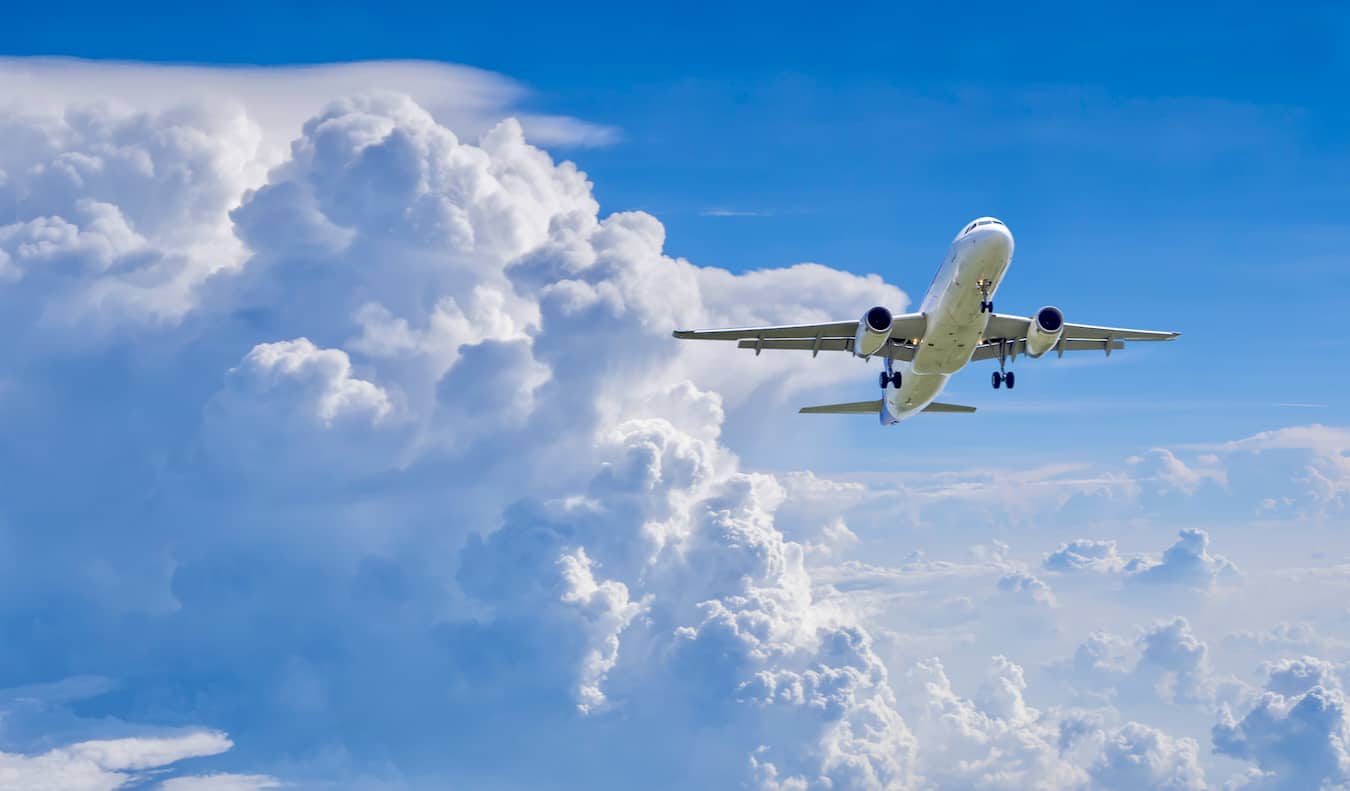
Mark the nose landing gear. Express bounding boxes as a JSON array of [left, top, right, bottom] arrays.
[[978, 279, 994, 314]]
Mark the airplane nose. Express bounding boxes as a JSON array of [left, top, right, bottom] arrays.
[[973, 223, 1014, 258]]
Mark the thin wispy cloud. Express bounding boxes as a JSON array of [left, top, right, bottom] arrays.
[[697, 207, 775, 217]]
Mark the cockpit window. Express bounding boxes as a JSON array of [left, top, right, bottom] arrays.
[[961, 219, 1004, 236]]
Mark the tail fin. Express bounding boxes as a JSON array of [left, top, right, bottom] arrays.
[[799, 399, 882, 414]]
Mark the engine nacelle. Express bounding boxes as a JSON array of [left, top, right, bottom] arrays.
[[1025, 306, 1064, 357], [853, 306, 893, 357]]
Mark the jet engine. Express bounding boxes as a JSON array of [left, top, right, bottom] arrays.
[[1025, 306, 1064, 357], [853, 306, 893, 357]]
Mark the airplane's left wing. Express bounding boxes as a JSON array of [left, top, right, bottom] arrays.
[[984, 313, 1179, 343], [978, 312, 1178, 361]]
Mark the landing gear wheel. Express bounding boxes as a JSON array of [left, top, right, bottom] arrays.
[[879, 372, 889, 389], [979, 300, 994, 314], [890, 371, 903, 388], [991, 372, 1002, 389], [1004, 371, 1015, 389]]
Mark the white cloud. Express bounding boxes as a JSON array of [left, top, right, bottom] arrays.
[[1042, 529, 1238, 591], [1209, 425, 1350, 516], [1131, 529, 1239, 589], [556, 547, 645, 713], [1044, 538, 1136, 574], [1214, 681, 1350, 790], [894, 656, 1087, 789], [0, 57, 616, 155], [1260, 656, 1344, 697], [1129, 448, 1227, 495], [157, 776, 284, 791], [1089, 721, 1207, 791], [0, 731, 237, 791], [1137, 617, 1215, 705], [996, 571, 1056, 607]]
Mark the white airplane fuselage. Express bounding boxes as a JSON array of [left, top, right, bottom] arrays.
[[882, 218, 1015, 424]]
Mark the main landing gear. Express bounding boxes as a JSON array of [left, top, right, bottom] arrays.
[[881, 355, 902, 390], [991, 337, 1014, 389]]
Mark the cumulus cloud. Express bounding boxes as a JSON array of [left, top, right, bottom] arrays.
[[895, 656, 1088, 789], [1050, 616, 1254, 715], [1214, 663, 1350, 791], [1089, 721, 1207, 791], [996, 571, 1056, 607], [1128, 448, 1227, 495], [1043, 538, 1138, 574], [1130, 529, 1239, 589], [555, 547, 645, 713], [1137, 617, 1215, 705], [1260, 656, 1344, 697], [1042, 529, 1238, 590], [0, 57, 935, 787]]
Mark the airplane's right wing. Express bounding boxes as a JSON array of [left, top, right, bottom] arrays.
[[674, 313, 927, 359], [673, 321, 862, 342]]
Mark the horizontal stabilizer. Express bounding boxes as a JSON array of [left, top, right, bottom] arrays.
[[922, 401, 976, 413], [799, 399, 882, 414]]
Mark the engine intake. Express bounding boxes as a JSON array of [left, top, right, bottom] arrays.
[[1025, 306, 1064, 357], [854, 306, 893, 357]]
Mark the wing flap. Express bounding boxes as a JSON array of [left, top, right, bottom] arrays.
[[736, 338, 916, 361], [970, 338, 1123, 361], [674, 321, 858, 341], [799, 399, 883, 414]]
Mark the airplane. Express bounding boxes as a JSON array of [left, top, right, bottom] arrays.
[[672, 217, 1179, 425]]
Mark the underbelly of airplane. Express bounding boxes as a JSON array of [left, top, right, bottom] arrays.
[[883, 371, 948, 422], [913, 248, 1008, 374]]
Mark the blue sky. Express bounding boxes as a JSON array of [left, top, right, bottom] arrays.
[[15, 1, 1344, 466], [0, 5, 1348, 790]]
